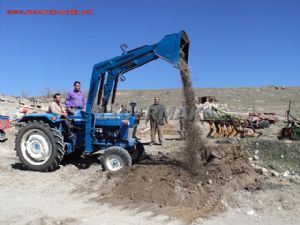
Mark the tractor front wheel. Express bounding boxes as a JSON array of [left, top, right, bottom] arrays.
[[102, 147, 132, 172], [15, 121, 65, 172]]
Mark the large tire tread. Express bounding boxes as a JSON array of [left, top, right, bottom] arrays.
[[15, 120, 65, 172]]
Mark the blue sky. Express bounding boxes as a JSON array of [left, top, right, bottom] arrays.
[[0, 0, 299, 96]]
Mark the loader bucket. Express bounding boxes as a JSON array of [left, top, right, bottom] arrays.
[[154, 31, 189, 68]]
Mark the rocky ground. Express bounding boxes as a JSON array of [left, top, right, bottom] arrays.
[[0, 87, 299, 225]]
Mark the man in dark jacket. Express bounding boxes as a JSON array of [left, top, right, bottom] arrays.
[[146, 97, 168, 145]]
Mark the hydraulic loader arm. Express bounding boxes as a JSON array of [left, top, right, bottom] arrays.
[[84, 31, 189, 152], [86, 31, 189, 113]]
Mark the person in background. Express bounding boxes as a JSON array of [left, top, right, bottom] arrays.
[[146, 97, 168, 146], [65, 81, 86, 114], [178, 101, 186, 140], [118, 104, 129, 113], [203, 97, 217, 119]]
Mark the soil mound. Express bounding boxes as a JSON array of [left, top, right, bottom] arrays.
[[83, 143, 261, 221]]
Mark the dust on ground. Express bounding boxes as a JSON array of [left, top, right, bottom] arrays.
[[196, 176, 300, 225], [76, 141, 261, 222], [0, 143, 182, 225], [0, 132, 299, 224]]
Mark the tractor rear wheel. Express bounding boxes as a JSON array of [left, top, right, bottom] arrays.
[[15, 121, 65, 172], [102, 147, 132, 172]]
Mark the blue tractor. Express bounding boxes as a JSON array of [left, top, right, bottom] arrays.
[[15, 31, 189, 172]]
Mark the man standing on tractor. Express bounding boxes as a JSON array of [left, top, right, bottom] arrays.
[[65, 81, 86, 114], [146, 97, 168, 146], [48, 93, 68, 118]]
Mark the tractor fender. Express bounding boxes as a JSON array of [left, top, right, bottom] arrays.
[[18, 113, 64, 126]]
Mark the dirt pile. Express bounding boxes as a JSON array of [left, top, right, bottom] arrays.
[[80, 143, 260, 221]]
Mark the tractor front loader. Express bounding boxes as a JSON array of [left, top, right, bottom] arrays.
[[15, 31, 190, 172]]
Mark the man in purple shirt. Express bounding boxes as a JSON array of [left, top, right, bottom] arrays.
[[65, 81, 86, 114]]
